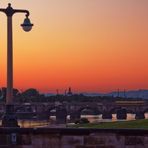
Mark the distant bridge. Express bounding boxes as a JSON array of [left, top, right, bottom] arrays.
[[0, 100, 147, 123]]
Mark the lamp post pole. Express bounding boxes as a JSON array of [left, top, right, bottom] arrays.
[[7, 13, 13, 105], [0, 3, 33, 127]]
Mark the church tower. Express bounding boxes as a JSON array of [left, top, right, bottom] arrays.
[[67, 87, 73, 96]]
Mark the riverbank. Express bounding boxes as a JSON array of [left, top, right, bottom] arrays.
[[70, 119, 148, 129]]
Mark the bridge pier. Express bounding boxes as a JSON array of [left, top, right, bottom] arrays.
[[135, 112, 145, 119], [116, 109, 127, 120], [56, 107, 67, 124], [102, 111, 112, 119], [70, 111, 81, 123]]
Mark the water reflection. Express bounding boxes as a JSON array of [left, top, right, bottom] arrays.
[[81, 113, 148, 123], [0, 113, 147, 128], [50, 113, 148, 124], [18, 120, 49, 128]]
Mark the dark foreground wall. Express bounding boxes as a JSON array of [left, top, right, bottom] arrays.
[[0, 128, 148, 148]]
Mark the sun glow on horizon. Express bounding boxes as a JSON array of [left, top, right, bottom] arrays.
[[0, 0, 148, 93]]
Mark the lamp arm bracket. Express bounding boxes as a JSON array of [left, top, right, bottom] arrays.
[[0, 9, 30, 17], [14, 9, 30, 17], [0, 8, 7, 14]]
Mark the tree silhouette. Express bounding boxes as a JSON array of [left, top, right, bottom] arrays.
[[22, 88, 39, 98]]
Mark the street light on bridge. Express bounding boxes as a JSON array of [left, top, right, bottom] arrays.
[[0, 3, 33, 127]]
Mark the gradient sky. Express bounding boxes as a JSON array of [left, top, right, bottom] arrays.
[[0, 0, 148, 93]]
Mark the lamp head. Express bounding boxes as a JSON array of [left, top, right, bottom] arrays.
[[21, 16, 33, 32]]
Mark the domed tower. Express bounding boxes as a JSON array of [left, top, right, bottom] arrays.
[[67, 87, 73, 96]]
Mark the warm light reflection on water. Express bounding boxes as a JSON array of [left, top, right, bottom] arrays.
[[18, 120, 49, 128], [0, 113, 147, 127], [50, 113, 148, 124], [81, 113, 148, 123], [0, 120, 49, 128]]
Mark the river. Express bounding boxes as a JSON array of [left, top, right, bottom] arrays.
[[50, 113, 148, 123], [0, 113, 147, 128]]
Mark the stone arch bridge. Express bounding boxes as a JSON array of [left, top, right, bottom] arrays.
[[0, 100, 147, 123]]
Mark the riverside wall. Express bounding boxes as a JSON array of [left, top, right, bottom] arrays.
[[0, 128, 148, 148]]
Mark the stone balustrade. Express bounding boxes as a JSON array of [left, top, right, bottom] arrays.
[[0, 128, 147, 147]]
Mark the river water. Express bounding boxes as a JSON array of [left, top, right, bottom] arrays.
[[50, 113, 148, 123], [1, 113, 146, 128]]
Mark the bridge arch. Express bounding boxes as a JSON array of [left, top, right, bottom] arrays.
[[48, 106, 56, 116], [69, 106, 101, 123], [78, 106, 101, 116], [48, 105, 67, 124], [109, 107, 127, 120]]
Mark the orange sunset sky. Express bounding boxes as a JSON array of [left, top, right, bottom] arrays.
[[0, 0, 148, 93]]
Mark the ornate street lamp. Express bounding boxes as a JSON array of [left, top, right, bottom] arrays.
[[0, 3, 33, 127], [21, 16, 33, 32]]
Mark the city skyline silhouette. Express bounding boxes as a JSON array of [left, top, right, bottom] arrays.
[[0, 1, 148, 93]]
